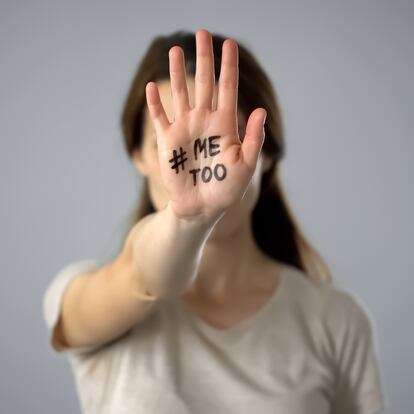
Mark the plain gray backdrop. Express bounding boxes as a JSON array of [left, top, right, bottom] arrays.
[[1, 0, 412, 412]]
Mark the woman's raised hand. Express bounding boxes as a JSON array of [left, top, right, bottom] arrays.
[[145, 29, 267, 221]]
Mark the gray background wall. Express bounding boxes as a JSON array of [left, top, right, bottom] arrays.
[[1, 0, 412, 412]]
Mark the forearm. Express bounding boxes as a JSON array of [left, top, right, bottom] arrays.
[[124, 200, 219, 300], [58, 202, 219, 350]]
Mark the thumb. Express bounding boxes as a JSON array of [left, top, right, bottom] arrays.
[[241, 108, 267, 171]]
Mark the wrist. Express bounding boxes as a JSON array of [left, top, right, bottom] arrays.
[[166, 200, 225, 229]]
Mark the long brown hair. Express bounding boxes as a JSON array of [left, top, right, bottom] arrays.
[[120, 30, 332, 284]]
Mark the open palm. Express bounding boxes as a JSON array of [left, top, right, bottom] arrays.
[[145, 29, 267, 220]]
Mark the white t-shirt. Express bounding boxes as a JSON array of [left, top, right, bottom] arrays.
[[42, 260, 386, 414]]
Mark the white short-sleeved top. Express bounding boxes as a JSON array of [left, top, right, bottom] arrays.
[[42, 260, 386, 414]]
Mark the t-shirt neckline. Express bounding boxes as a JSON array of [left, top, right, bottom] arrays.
[[176, 262, 287, 337]]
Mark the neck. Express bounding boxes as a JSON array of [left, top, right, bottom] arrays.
[[187, 215, 277, 300]]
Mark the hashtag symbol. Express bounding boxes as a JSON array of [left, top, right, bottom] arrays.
[[169, 146, 188, 174]]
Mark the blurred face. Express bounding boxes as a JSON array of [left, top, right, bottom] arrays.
[[133, 77, 271, 237]]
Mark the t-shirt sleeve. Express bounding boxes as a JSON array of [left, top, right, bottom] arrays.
[[327, 289, 386, 414], [42, 259, 104, 357]]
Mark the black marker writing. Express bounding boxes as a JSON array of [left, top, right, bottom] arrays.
[[208, 136, 220, 156], [169, 146, 188, 173], [169, 136, 227, 185], [194, 136, 221, 160], [189, 164, 227, 186]]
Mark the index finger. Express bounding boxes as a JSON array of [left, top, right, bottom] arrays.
[[145, 81, 171, 134]]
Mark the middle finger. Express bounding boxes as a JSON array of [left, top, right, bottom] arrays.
[[194, 29, 215, 111]]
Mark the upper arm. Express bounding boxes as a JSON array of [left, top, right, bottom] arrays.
[[43, 256, 160, 357], [42, 260, 105, 356]]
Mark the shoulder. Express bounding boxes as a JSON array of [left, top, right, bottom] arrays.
[[282, 263, 375, 336]]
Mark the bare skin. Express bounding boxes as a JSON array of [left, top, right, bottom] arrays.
[[134, 34, 283, 329], [53, 29, 282, 352]]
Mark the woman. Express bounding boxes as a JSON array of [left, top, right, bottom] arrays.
[[42, 29, 385, 413]]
